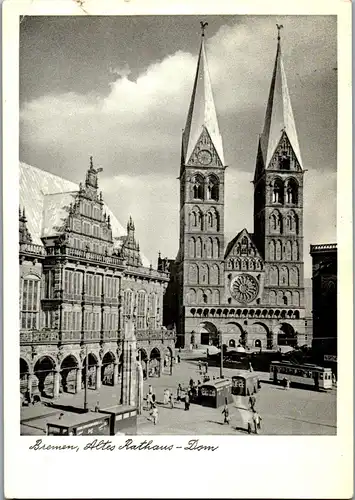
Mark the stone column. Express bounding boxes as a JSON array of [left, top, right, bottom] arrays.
[[121, 320, 137, 406], [53, 369, 61, 399], [96, 363, 102, 390], [76, 368, 82, 393], [113, 362, 119, 385], [27, 372, 33, 398]]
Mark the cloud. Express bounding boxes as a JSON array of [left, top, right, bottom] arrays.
[[20, 16, 337, 276]]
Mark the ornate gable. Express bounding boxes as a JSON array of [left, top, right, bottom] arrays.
[[225, 229, 264, 271], [186, 127, 223, 168], [267, 131, 302, 172]]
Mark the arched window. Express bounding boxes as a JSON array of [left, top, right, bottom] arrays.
[[21, 275, 40, 330], [270, 210, 282, 233], [207, 176, 219, 201], [192, 175, 204, 200], [269, 240, 275, 260], [272, 179, 284, 204], [149, 293, 157, 329], [283, 295, 288, 306], [275, 240, 282, 260], [137, 291, 147, 329], [292, 241, 299, 261], [286, 179, 298, 204], [207, 238, 213, 258], [123, 289, 133, 322], [207, 212, 213, 228], [189, 264, 198, 284]]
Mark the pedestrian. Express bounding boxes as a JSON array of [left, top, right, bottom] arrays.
[[283, 377, 288, 389], [252, 410, 262, 434], [152, 393, 156, 405], [177, 383, 182, 401], [150, 404, 159, 425], [249, 362, 253, 372], [249, 395, 256, 411], [177, 354, 181, 363], [148, 384, 153, 395], [222, 399, 230, 424], [146, 393, 152, 410], [184, 393, 190, 411], [163, 389, 169, 405], [189, 378, 194, 388], [169, 393, 174, 409], [94, 401, 100, 412]]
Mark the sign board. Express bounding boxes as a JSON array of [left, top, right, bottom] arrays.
[[324, 354, 337, 362]]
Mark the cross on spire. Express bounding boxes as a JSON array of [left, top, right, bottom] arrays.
[[276, 23, 284, 41], [200, 21, 208, 37]]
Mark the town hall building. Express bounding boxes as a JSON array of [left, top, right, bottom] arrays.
[[172, 27, 308, 350]]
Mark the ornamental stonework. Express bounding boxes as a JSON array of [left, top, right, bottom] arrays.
[[230, 273, 259, 303]]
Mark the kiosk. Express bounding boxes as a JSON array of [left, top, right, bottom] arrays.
[[100, 405, 137, 435], [199, 378, 233, 408], [46, 411, 111, 436]]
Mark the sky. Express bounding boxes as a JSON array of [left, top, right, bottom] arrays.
[[19, 15, 337, 278]]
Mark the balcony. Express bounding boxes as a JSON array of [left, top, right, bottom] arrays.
[[20, 329, 59, 344], [45, 246, 125, 268], [135, 328, 176, 342]]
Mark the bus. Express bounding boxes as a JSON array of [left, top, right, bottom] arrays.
[[231, 372, 261, 396], [269, 361, 332, 390]]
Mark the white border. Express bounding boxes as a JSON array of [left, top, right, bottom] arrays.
[[3, 1, 353, 498]]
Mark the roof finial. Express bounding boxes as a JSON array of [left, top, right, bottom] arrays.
[[200, 21, 208, 38], [90, 155, 94, 169], [276, 23, 284, 42]]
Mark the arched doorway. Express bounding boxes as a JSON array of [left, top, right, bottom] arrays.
[[61, 355, 78, 394], [82, 353, 98, 390], [20, 358, 30, 395], [149, 347, 161, 377], [101, 352, 116, 386], [199, 321, 218, 346], [251, 322, 270, 350], [277, 323, 297, 347], [226, 322, 244, 348], [34, 356, 56, 398], [138, 349, 148, 379]]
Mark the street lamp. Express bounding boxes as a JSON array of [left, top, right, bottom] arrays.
[[218, 330, 223, 379]]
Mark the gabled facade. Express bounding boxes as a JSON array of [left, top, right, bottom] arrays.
[[20, 160, 175, 402], [173, 29, 309, 351]]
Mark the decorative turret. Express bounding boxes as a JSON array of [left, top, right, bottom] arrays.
[[85, 156, 103, 190], [19, 206, 32, 244]]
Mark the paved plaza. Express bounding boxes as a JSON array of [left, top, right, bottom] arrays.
[[21, 350, 336, 436]]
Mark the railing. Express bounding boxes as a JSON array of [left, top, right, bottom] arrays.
[[124, 264, 170, 280], [19, 243, 46, 256], [45, 246, 125, 267], [61, 330, 82, 342], [103, 330, 121, 340], [20, 330, 59, 343], [82, 330, 101, 341], [135, 328, 176, 342]]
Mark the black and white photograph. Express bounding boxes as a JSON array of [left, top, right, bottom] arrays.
[[3, 1, 353, 498]]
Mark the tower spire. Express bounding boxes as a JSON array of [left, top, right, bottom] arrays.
[[259, 25, 303, 170], [181, 24, 224, 166]]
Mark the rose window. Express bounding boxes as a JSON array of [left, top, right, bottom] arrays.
[[230, 274, 259, 303]]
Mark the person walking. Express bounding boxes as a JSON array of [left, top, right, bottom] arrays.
[[184, 393, 190, 411], [249, 362, 253, 372], [169, 392, 174, 409], [148, 384, 153, 395], [249, 395, 256, 411], [163, 389, 169, 405], [252, 410, 262, 434], [177, 383, 182, 401], [146, 392, 152, 411], [222, 399, 230, 424], [150, 404, 159, 425], [177, 354, 181, 363]]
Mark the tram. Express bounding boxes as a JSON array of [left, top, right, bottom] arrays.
[[269, 361, 332, 390]]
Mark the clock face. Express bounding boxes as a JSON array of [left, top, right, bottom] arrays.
[[230, 274, 259, 303], [197, 149, 212, 165]]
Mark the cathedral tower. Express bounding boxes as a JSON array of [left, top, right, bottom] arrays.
[[176, 26, 226, 347], [253, 27, 305, 333]]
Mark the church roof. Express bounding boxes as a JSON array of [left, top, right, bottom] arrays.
[[19, 162, 150, 267], [260, 35, 303, 170], [182, 35, 224, 165]]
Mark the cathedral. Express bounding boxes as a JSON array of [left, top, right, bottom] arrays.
[[172, 27, 308, 350]]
